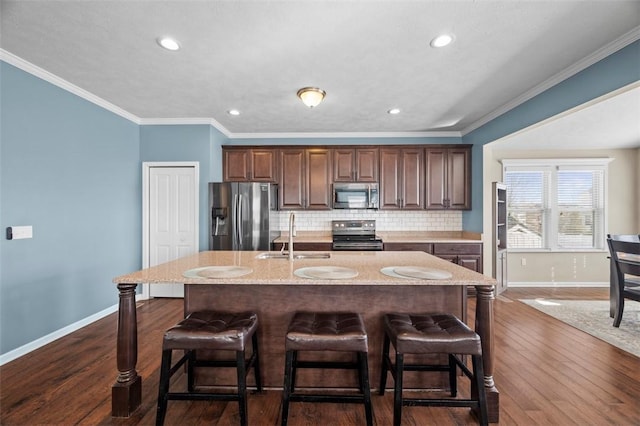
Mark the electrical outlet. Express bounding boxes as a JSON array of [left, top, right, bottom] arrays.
[[521, 258, 526, 266]]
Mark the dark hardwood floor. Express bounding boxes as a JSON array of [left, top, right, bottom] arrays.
[[1, 287, 639, 425]]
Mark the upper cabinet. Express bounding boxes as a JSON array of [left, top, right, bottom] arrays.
[[424, 147, 471, 210], [279, 148, 332, 210], [223, 148, 277, 182], [333, 148, 378, 182], [221, 144, 471, 211], [379, 147, 424, 209]]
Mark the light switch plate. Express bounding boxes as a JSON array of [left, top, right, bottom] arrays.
[[7, 226, 33, 240]]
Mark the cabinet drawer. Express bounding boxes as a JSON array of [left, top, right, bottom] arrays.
[[432, 243, 482, 255], [384, 242, 433, 253]]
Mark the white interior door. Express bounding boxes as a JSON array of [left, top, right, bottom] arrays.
[[148, 165, 198, 298]]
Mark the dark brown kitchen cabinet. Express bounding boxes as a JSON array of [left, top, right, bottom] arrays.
[[223, 148, 277, 182], [279, 148, 332, 210], [432, 243, 483, 273], [425, 147, 471, 210], [333, 148, 378, 182], [379, 147, 424, 209], [272, 242, 332, 251]]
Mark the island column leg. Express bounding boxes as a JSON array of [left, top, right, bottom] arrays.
[[474, 285, 499, 423], [112, 283, 141, 417]]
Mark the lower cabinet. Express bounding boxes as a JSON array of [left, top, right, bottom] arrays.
[[384, 242, 483, 273], [272, 242, 332, 251], [432, 243, 483, 273]]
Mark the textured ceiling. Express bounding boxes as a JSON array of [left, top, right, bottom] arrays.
[[1, 0, 639, 142]]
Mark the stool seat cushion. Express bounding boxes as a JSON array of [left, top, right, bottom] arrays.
[[286, 312, 368, 352], [163, 311, 258, 351], [383, 313, 481, 355]]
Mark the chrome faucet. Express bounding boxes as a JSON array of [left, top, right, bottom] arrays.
[[288, 212, 295, 261]]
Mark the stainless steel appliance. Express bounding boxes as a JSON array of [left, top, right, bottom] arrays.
[[332, 182, 379, 209], [209, 182, 279, 250], [332, 220, 383, 251]]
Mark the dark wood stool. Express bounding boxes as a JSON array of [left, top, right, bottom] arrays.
[[379, 312, 488, 426], [156, 311, 261, 426], [281, 312, 373, 426]]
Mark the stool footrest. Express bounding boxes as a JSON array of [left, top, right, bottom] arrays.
[[289, 394, 367, 404], [294, 360, 359, 370], [404, 397, 480, 408]]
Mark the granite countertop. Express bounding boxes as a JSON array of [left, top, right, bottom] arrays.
[[114, 250, 495, 287], [273, 231, 483, 244]]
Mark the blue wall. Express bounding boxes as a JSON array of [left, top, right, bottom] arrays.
[[0, 62, 141, 354], [462, 40, 640, 231]]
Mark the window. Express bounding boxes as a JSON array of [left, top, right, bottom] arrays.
[[502, 159, 610, 251]]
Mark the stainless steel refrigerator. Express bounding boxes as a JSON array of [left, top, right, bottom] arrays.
[[209, 182, 279, 250]]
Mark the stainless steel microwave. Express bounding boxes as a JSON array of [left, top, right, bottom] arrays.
[[332, 183, 379, 209]]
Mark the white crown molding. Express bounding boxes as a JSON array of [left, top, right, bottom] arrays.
[[461, 26, 640, 136], [0, 48, 141, 124], [4, 24, 638, 140], [225, 130, 461, 139]]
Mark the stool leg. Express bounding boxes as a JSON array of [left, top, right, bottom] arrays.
[[358, 351, 374, 426], [290, 350, 298, 393], [251, 332, 262, 392], [393, 352, 404, 426], [156, 349, 172, 426], [448, 354, 458, 397], [379, 333, 390, 395], [187, 350, 196, 392], [281, 350, 295, 426], [236, 350, 248, 426], [472, 355, 488, 426]]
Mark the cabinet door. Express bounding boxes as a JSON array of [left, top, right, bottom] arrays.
[[425, 148, 447, 209], [223, 149, 250, 181], [401, 148, 424, 209], [279, 149, 305, 209], [306, 149, 332, 210], [457, 256, 482, 273], [447, 148, 470, 209], [379, 148, 402, 209], [355, 148, 378, 182], [250, 149, 277, 182], [333, 149, 356, 182]]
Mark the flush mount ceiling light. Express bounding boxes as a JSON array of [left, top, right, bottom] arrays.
[[387, 108, 401, 115], [297, 87, 326, 108], [228, 109, 240, 116], [430, 34, 454, 48], [157, 36, 181, 51]]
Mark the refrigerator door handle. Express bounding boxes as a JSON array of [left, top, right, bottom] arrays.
[[237, 194, 243, 248], [232, 194, 238, 248]]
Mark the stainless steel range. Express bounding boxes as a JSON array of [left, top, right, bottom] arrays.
[[331, 220, 383, 251]]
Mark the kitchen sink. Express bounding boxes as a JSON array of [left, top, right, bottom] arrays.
[[256, 252, 331, 260]]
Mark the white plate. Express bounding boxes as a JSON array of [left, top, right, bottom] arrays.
[[380, 266, 452, 280], [294, 266, 358, 280], [182, 266, 253, 279]]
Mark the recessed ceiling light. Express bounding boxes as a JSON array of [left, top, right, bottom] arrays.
[[157, 37, 180, 51], [228, 109, 240, 116], [388, 108, 401, 115], [430, 34, 454, 48]]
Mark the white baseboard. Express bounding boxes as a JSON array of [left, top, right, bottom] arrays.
[[0, 294, 144, 366], [508, 281, 608, 288]]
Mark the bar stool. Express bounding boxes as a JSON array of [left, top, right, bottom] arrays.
[[280, 312, 373, 426], [156, 310, 261, 426], [379, 312, 488, 426]]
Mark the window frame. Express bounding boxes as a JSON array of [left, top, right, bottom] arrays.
[[501, 158, 612, 253]]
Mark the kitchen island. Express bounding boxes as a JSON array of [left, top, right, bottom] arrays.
[[112, 250, 499, 422]]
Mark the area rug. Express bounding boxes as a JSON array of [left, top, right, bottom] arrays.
[[520, 298, 640, 358]]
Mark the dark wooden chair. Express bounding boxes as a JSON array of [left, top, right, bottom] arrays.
[[607, 235, 640, 327]]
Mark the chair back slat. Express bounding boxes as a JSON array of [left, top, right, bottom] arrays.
[[607, 237, 640, 278]]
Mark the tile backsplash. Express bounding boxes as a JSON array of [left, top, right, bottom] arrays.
[[276, 210, 462, 232]]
